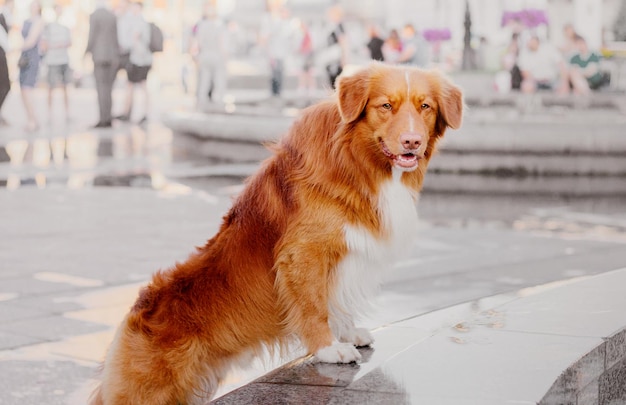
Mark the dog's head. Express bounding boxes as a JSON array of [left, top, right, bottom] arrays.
[[336, 63, 463, 173]]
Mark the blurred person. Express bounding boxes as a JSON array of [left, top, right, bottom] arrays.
[[18, 0, 44, 132], [0, 0, 13, 126], [117, 1, 151, 124], [259, 0, 294, 98], [568, 34, 607, 94], [498, 16, 529, 74], [191, 3, 228, 108], [504, 17, 530, 49], [296, 19, 315, 95], [559, 23, 578, 59], [382, 28, 402, 63], [180, 17, 197, 95], [85, 0, 119, 128], [40, 4, 72, 123], [501, 33, 522, 91], [366, 24, 384, 62], [518, 36, 568, 94], [476, 36, 488, 70], [396, 23, 429, 67], [116, 0, 133, 79], [323, 3, 347, 88]]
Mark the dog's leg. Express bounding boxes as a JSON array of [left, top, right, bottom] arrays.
[[329, 309, 374, 348], [338, 324, 374, 348], [314, 340, 363, 363], [274, 238, 361, 364]]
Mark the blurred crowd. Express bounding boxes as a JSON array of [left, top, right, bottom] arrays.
[[187, 0, 616, 108], [188, 1, 434, 109], [0, 0, 158, 130], [0, 0, 70, 132], [0, 0, 620, 131], [496, 19, 610, 95]]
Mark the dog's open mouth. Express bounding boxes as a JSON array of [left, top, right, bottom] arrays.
[[380, 140, 420, 169]]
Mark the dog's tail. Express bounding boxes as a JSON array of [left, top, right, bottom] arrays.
[[88, 311, 222, 405]]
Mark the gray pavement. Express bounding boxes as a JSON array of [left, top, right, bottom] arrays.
[[1, 84, 626, 404]]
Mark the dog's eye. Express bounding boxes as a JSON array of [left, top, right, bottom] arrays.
[[421, 103, 430, 110], [382, 103, 392, 110]]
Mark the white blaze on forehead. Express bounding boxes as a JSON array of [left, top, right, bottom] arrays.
[[405, 70, 410, 98], [405, 70, 415, 132]]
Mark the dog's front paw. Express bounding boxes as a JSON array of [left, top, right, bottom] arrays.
[[341, 327, 374, 347], [338, 327, 374, 347], [315, 342, 362, 363]]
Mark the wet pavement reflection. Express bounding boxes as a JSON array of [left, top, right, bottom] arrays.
[[0, 123, 176, 191]]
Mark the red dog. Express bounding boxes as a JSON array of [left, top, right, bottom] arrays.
[[90, 63, 463, 404]]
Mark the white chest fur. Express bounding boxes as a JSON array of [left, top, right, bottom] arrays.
[[329, 172, 418, 336]]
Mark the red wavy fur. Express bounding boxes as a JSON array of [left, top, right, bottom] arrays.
[[90, 63, 463, 404]]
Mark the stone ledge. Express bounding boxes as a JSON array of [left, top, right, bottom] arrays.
[[541, 328, 626, 405], [163, 111, 290, 144], [164, 110, 626, 180], [215, 269, 626, 404], [164, 109, 626, 155]]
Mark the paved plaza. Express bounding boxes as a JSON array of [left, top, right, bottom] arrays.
[[0, 83, 625, 404]]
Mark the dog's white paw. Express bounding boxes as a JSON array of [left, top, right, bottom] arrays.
[[315, 342, 362, 364], [347, 328, 374, 347]]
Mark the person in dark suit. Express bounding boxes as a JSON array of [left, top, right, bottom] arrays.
[[85, 0, 119, 128], [0, 0, 13, 126]]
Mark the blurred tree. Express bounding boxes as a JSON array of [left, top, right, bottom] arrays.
[[615, 1, 626, 41]]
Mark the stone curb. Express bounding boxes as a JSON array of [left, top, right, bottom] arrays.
[[164, 109, 626, 179], [540, 327, 626, 405], [215, 269, 626, 404]]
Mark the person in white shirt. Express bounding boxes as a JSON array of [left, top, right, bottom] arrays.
[[116, 0, 133, 78], [191, 3, 228, 108], [40, 4, 72, 123], [116, 1, 151, 124], [518, 35, 568, 94], [259, 1, 294, 97]]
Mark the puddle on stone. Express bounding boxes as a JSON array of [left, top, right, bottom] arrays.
[[516, 276, 591, 298], [33, 272, 104, 288], [92, 173, 152, 188], [0, 292, 18, 302], [0, 125, 193, 192]]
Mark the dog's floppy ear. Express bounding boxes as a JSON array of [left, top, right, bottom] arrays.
[[438, 77, 464, 130], [337, 67, 370, 123]]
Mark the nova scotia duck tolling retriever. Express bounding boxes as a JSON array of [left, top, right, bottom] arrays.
[[90, 62, 463, 405]]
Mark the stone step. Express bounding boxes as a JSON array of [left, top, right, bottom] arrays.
[[164, 110, 626, 189]]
